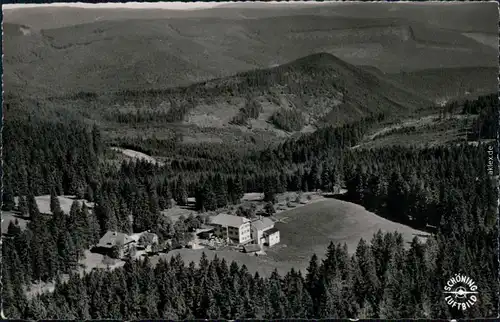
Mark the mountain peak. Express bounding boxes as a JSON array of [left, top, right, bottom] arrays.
[[284, 52, 354, 71]]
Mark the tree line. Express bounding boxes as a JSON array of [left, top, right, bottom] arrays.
[[9, 224, 498, 319]]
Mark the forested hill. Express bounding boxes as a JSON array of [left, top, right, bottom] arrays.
[[17, 53, 432, 141]]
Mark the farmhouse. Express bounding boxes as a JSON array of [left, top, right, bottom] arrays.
[[209, 213, 252, 244], [251, 216, 280, 247], [95, 231, 135, 258], [196, 225, 216, 239]]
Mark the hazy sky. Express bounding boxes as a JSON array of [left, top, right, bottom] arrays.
[[3, 1, 480, 11], [3, 1, 327, 10], [3, 2, 217, 10]]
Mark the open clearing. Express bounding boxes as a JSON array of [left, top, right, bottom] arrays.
[[13, 195, 94, 215], [110, 147, 164, 165], [3, 195, 94, 233], [365, 115, 440, 141], [352, 113, 478, 149], [154, 197, 428, 277], [36, 195, 94, 215], [266, 199, 428, 268]]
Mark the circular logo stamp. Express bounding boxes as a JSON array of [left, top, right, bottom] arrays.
[[443, 274, 479, 310]]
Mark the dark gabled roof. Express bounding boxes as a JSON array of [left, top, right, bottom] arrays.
[[97, 231, 133, 248], [196, 227, 215, 235], [262, 227, 279, 238], [243, 244, 261, 253]]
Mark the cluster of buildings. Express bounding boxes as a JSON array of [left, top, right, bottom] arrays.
[[205, 213, 280, 249], [94, 213, 280, 259]]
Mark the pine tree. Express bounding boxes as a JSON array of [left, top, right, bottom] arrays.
[[2, 185, 16, 211], [195, 181, 217, 211], [353, 238, 380, 311], [58, 231, 78, 272], [50, 189, 62, 214], [91, 124, 102, 156], [18, 195, 28, 217], [25, 297, 48, 320], [27, 194, 41, 222], [213, 174, 228, 208], [268, 270, 287, 319], [317, 276, 341, 318], [263, 175, 278, 203], [7, 220, 21, 236], [174, 177, 188, 206], [305, 254, 321, 314], [84, 185, 95, 202], [379, 254, 405, 318], [264, 202, 275, 216]]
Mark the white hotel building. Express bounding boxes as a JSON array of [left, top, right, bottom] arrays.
[[209, 213, 252, 244]]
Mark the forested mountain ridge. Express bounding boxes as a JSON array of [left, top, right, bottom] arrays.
[[10, 53, 432, 147], [108, 52, 431, 127]]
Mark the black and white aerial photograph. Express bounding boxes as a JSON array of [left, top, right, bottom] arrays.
[[1, 0, 499, 320]]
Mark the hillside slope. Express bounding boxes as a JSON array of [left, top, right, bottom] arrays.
[[31, 53, 431, 144], [360, 66, 498, 104]]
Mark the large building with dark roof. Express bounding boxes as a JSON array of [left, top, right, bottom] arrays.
[[95, 231, 135, 258]]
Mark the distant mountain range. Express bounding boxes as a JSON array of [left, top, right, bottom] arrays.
[[3, 5, 497, 99], [3, 2, 496, 33]]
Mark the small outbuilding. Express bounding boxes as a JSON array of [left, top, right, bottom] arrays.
[[262, 227, 280, 247], [243, 244, 261, 253], [196, 225, 216, 239]]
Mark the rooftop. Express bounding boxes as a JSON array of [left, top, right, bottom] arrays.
[[129, 233, 142, 243], [251, 217, 274, 231], [209, 213, 250, 228], [262, 227, 279, 238], [243, 244, 261, 253], [196, 226, 215, 234], [129, 231, 158, 244], [97, 231, 134, 248]]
